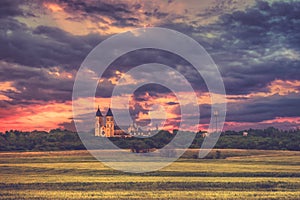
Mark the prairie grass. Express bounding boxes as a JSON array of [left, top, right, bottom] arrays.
[[0, 149, 300, 199]]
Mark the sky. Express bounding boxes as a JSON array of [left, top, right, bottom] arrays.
[[0, 0, 300, 132]]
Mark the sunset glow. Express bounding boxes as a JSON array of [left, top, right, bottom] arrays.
[[1, 0, 300, 132], [43, 3, 63, 12]]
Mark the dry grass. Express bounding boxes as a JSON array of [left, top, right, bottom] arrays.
[[0, 149, 300, 199]]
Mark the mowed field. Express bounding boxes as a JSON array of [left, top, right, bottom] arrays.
[[0, 149, 300, 199]]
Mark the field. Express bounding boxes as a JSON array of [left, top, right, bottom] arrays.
[[0, 149, 300, 199]]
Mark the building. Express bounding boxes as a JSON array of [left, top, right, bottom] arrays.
[[95, 106, 125, 137], [95, 107, 154, 137], [243, 131, 248, 137], [128, 122, 152, 137]]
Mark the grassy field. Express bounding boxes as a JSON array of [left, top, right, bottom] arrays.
[[0, 149, 300, 199]]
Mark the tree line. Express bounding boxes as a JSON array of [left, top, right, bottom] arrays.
[[0, 127, 299, 152]]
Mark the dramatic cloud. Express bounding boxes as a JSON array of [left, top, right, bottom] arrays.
[[0, 0, 300, 132], [0, 20, 104, 68], [0, 0, 29, 18], [0, 61, 74, 103], [226, 93, 300, 123], [208, 1, 300, 95]]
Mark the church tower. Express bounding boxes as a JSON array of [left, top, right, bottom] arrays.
[[95, 106, 104, 137], [105, 107, 114, 137]]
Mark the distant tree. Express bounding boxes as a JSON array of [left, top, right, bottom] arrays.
[[215, 150, 221, 159], [129, 140, 149, 153], [0, 128, 300, 152]]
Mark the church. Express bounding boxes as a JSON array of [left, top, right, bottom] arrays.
[[95, 106, 153, 138], [94, 106, 126, 137]]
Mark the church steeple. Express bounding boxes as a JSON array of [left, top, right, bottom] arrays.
[[95, 106, 104, 137], [96, 106, 103, 117], [105, 107, 114, 137], [106, 107, 113, 116]]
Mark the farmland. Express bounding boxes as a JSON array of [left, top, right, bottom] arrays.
[[0, 149, 300, 199]]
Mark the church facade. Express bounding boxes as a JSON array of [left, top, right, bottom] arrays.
[[95, 106, 128, 137], [95, 107, 156, 138]]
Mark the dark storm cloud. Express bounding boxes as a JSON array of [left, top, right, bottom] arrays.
[[222, 59, 300, 95], [209, 0, 300, 95], [214, 0, 300, 53], [54, 0, 173, 28], [0, 61, 41, 81], [133, 84, 172, 97], [104, 49, 207, 95], [226, 93, 300, 123], [159, 1, 300, 96], [0, 18, 104, 69], [0, 1, 175, 106], [144, 9, 168, 19], [190, 92, 300, 125], [197, 0, 239, 19], [0, 15, 106, 105], [196, 93, 300, 125], [55, 0, 141, 27], [59, 0, 132, 14], [109, 49, 187, 68], [111, 17, 139, 27], [127, 87, 181, 123], [0, 0, 26, 18], [0, 62, 74, 104], [95, 79, 115, 98]]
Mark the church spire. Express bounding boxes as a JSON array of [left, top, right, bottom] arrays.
[[96, 105, 103, 117], [106, 107, 113, 116]]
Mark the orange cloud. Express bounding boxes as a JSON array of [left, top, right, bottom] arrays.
[[47, 67, 74, 79], [268, 79, 300, 95], [262, 117, 300, 124], [226, 79, 300, 103], [43, 3, 63, 12], [0, 95, 11, 101], [0, 81, 19, 92], [0, 81, 18, 102]]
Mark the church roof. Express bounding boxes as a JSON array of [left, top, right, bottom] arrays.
[[96, 107, 103, 117], [106, 107, 113, 116]]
